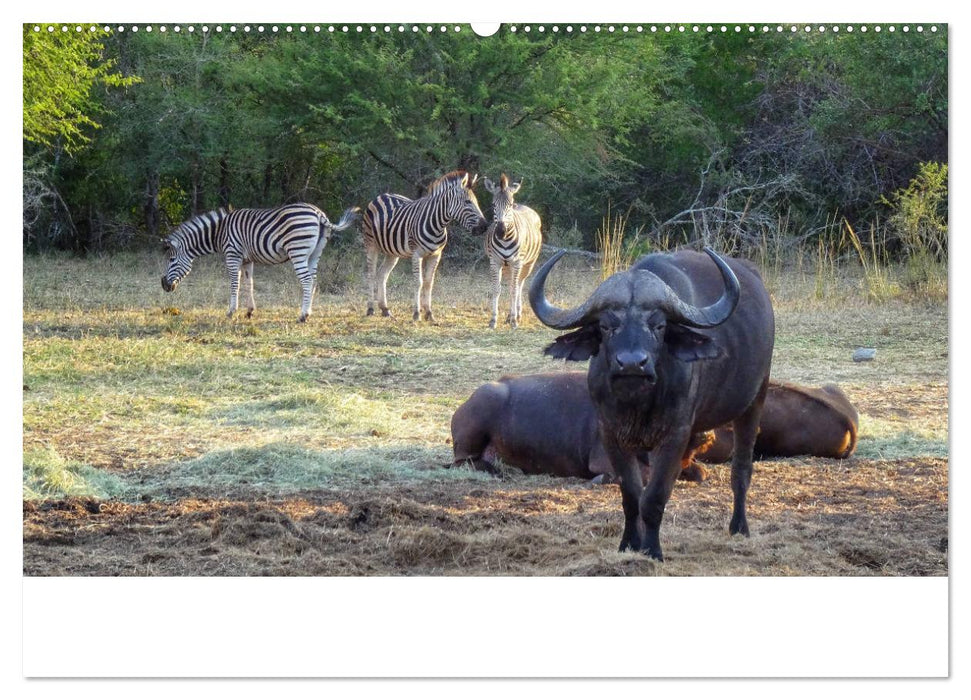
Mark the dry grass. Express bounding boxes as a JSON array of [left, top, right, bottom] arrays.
[[22, 249, 948, 576]]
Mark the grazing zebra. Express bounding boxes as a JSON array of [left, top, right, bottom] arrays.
[[161, 203, 360, 322], [483, 174, 543, 329], [362, 170, 487, 322]]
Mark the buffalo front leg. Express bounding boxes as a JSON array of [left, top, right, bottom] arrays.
[[639, 435, 692, 561], [729, 378, 769, 536], [602, 435, 645, 552]]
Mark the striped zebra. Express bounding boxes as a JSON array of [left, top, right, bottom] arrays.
[[161, 203, 360, 322], [483, 174, 543, 329], [362, 170, 487, 322]]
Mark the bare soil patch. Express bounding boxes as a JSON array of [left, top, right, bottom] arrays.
[[23, 457, 947, 577]]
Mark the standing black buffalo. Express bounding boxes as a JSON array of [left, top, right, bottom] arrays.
[[528, 247, 775, 560]]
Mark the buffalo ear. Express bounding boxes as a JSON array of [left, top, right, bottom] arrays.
[[543, 325, 601, 362], [665, 324, 724, 363]]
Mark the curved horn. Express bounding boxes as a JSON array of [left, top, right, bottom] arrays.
[[529, 251, 605, 330], [660, 247, 740, 328]]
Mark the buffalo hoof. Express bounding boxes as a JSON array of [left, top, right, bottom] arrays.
[[729, 514, 750, 537], [618, 530, 642, 552], [641, 546, 664, 562]]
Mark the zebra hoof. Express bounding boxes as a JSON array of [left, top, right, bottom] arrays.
[[298, 314, 308, 323], [488, 319, 496, 329], [366, 307, 375, 317], [413, 310, 421, 321], [425, 312, 436, 323], [246, 309, 254, 319], [381, 308, 392, 318]]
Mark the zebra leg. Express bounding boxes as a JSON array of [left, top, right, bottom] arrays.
[[243, 261, 256, 318], [296, 271, 315, 323], [507, 261, 522, 329], [225, 255, 243, 318], [377, 254, 399, 317], [411, 253, 425, 321], [365, 245, 378, 316], [289, 253, 318, 322], [488, 258, 503, 329], [421, 251, 443, 322]]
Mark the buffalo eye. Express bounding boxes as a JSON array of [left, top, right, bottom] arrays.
[[599, 316, 619, 334]]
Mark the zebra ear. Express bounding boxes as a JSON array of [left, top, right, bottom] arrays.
[[484, 177, 499, 195], [469, 173, 480, 189], [507, 178, 522, 196]]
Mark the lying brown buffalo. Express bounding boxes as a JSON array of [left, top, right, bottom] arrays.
[[696, 382, 859, 463], [529, 247, 775, 560], [450, 373, 858, 482]]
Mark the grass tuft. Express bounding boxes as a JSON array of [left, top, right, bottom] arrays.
[[23, 446, 130, 501]]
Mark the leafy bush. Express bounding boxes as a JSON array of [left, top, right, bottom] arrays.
[[882, 161, 948, 261]]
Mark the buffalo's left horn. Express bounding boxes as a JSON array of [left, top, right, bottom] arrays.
[[529, 250, 604, 330], [657, 247, 740, 328]]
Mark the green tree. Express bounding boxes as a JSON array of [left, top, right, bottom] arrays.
[[23, 25, 137, 152]]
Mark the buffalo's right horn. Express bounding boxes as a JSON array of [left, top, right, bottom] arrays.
[[657, 247, 740, 328]]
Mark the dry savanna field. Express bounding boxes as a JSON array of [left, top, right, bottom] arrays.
[[22, 248, 949, 576]]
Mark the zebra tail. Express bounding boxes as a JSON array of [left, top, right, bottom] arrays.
[[331, 206, 362, 232]]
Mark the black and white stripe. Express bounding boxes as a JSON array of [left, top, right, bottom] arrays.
[[162, 203, 359, 321], [483, 174, 543, 329], [362, 170, 487, 321]]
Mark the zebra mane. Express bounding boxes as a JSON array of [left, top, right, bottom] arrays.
[[425, 170, 470, 194], [166, 208, 230, 243]]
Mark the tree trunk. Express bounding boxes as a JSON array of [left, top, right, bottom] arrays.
[[219, 156, 231, 209], [144, 171, 160, 236]]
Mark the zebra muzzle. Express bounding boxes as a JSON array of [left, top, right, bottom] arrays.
[[161, 275, 177, 292]]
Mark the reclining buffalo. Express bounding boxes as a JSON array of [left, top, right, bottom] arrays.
[[450, 373, 859, 482], [526, 247, 775, 560], [697, 381, 858, 463]]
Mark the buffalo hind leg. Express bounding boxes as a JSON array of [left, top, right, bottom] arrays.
[[729, 378, 769, 536]]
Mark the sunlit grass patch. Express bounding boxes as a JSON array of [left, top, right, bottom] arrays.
[[854, 415, 948, 460], [23, 446, 130, 501], [143, 442, 491, 499]]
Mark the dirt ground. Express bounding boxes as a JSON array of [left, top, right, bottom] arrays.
[[23, 455, 947, 577], [22, 255, 949, 577]]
